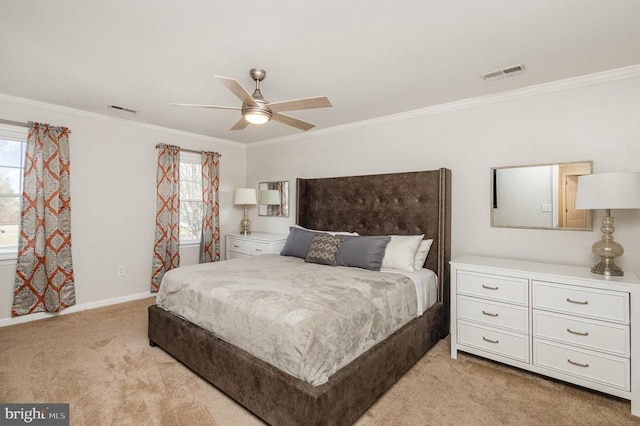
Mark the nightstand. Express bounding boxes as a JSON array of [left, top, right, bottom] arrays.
[[225, 232, 288, 260]]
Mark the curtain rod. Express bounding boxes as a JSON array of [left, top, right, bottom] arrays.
[[0, 118, 72, 133], [155, 143, 221, 157]]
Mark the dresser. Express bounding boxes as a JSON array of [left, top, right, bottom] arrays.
[[225, 233, 288, 260], [450, 255, 640, 416]]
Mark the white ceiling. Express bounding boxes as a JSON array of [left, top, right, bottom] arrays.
[[2, 1, 640, 144]]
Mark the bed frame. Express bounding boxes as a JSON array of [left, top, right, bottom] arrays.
[[148, 168, 451, 425]]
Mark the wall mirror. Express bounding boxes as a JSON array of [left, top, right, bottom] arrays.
[[258, 181, 289, 217], [491, 161, 593, 230]]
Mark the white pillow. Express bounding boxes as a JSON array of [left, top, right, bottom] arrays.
[[413, 239, 433, 270], [293, 224, 358, 236], [381, 235, 424, 271]]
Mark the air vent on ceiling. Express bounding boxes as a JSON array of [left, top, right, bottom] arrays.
[[481, 64, 525, 82], [108, 105, 137, 114]]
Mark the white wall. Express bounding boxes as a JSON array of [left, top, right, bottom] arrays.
[[246, 73, 640, 276], [0, 96, 246, 324]]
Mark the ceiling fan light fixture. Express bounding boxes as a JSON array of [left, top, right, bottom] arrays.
[[173, 68, 331, 131], [243, 109, 271, 125]]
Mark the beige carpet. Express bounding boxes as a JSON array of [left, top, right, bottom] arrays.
[[1, 298, 638, 426]]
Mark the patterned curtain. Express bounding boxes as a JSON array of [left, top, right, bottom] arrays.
[[12, 122, 75, 316], [199, 151, 221, 263], [150, 144, 180, 292]]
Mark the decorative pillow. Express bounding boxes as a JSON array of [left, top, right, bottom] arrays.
[[305, 234, 344, 266], [381, 234, 425, 271], [336, 236, 391, 271], [294, 224, 359, 236], [280, 227, 325, 259], [413, 239, 434, 270]]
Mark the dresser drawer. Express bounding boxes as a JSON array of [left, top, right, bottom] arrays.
[[457, 271, 528, 305], [458, 321, 529, 362], [247, 241, 270, 255], [227, 238, 247, 255], [533, 281, 629, 323], [533, 339, 630, 391], [533, 310, 629, 357], [458, 296, 528, 333]]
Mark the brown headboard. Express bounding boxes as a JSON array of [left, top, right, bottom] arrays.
[[296, 168, 451, 307]]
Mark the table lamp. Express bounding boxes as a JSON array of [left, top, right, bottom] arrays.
[[234, 188, 257, 235], [575, 172, 640, 276]]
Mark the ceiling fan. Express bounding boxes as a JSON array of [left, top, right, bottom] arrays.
[[172, 68, 332, 131]]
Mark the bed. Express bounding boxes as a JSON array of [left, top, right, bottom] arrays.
[[148, 168, 451, 425]]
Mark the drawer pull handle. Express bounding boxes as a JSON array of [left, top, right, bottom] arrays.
[[567, 328, 589, 337], [255, 248, 262, 252], [482, 310, 499, 317], [567, 359, 589, 368], [482, 285, 499, 291], [482, 336, 499, 344], [234, 245, 240, 248], [566, 298, 588, 305]]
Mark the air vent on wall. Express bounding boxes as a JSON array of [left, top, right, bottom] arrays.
[[481, 64, 525, 82], [108, 105, 137, 114]]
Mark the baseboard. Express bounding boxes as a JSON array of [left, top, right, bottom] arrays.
[[0, 291, 155, 328]]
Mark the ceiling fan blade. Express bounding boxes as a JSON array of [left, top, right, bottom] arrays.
[[230, 118, 249, 131], [214, 75, 258, 106], [272, 112, 315, 131], [172, 103, 241, 110], [268, 96, 332, 113]]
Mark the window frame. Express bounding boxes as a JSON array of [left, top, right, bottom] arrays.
[[178, 151, 203, 246], [0, 123, 28, 262]]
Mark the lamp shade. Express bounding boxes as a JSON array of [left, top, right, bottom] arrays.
[[576, 172, 640, 210], [233, 188, 257, 205], [260, 189, 281, 205]]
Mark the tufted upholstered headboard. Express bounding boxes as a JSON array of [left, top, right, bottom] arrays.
[[296, 168, 451, 307]]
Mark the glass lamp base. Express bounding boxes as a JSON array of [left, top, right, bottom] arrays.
[[240, 204, 251, 235], [240, 217, 251, 235], [590, 213, 624, 276]]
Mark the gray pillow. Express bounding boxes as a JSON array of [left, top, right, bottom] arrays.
[[336, 236, 391, 271], [280, 226, 326, 259], [305, 234, 344, 266]]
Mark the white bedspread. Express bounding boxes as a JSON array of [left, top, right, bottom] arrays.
[[156, 255, 434, 386]]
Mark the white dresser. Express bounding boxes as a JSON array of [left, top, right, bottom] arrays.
[[225, 232, 288, 260], [450, 255, 640, 416]]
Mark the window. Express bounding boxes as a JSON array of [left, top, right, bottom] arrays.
[[179, 152, 202, 244], [0, 125, 27, 260]]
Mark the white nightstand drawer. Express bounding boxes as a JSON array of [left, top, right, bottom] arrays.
[[458, 296, 528, 333], [457, 271, 528, 305], [533, 281, 629, 323], [533, 310, 629, 357], [225, 233, 288, 260], [247, 241, 269, 255], [458, 321, 529, 362], [227, 239, 247, 255], [533, 339, 630, 391]]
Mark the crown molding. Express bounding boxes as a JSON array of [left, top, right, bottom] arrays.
[[0, 93, 244, 149], [250, 64, 640, 149]]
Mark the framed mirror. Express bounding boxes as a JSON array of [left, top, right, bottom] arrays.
[[491, 161, 593, 230], [258, 181, 289, 217]]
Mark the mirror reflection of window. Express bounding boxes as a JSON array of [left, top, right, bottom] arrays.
[[258, 181, 289, 217], [491, 161, 592, 230]]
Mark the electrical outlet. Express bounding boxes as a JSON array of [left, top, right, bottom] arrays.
[[117, 266, 125, 277], [541, 203, 552, 212]]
